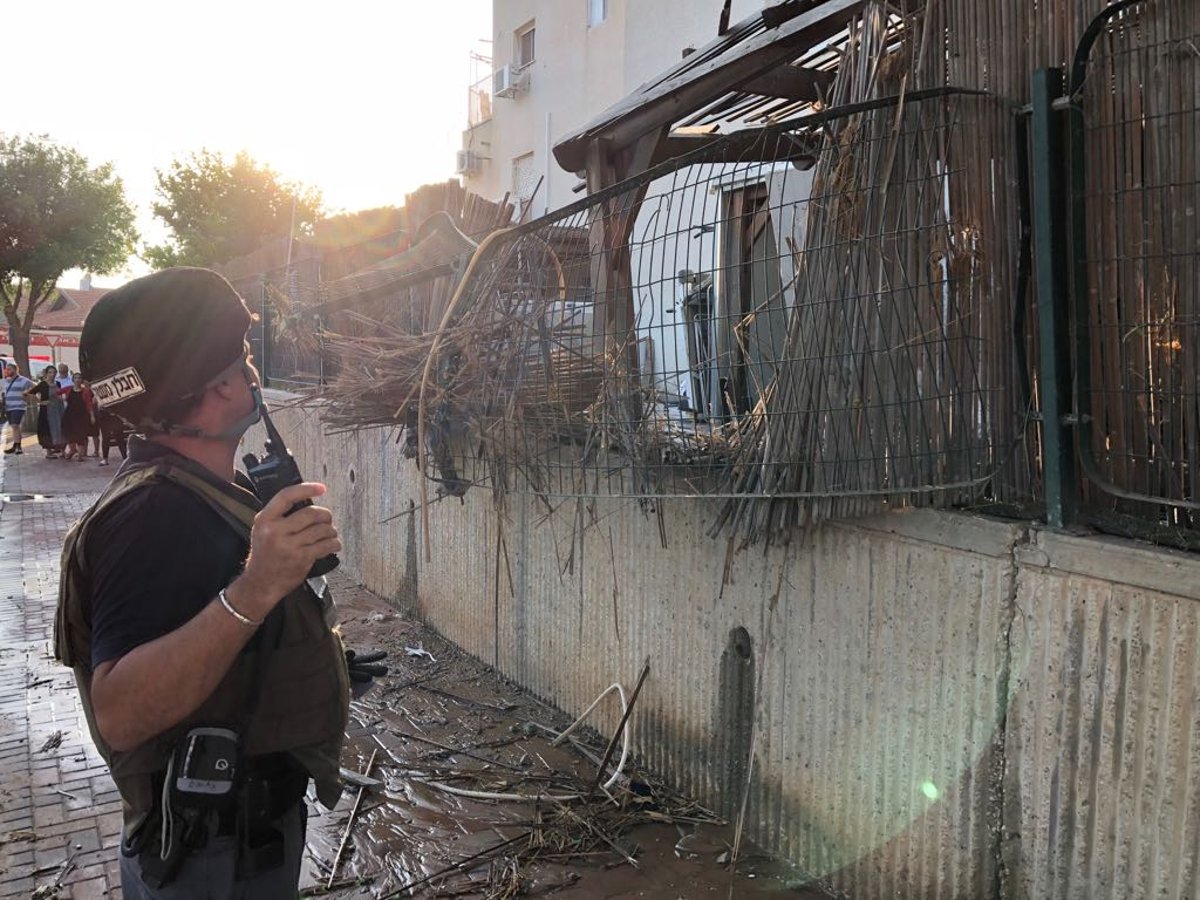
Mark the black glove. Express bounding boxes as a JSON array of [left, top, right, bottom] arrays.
[[345, 649, 389, 697]]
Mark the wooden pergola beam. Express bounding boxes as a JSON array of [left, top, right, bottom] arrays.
[[739, 64, 835, 102], [653, 130, 819, 167], [318, 212, 477, 311]]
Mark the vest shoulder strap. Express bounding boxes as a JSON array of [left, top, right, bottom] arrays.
[[153, 464, 258, 538], [55, 459, 261, 667]]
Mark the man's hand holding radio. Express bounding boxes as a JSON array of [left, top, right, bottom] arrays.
[[226, 483, 342, 622]]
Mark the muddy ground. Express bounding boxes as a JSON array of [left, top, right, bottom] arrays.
[[305, 574, 830, 900]]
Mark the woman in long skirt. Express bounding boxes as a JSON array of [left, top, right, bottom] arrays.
[[25, 366, 64, 457], [60, 373, 95, 461]]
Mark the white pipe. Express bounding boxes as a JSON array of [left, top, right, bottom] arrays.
[[544, 111, 552, 213], [416, 681, 632, 802]]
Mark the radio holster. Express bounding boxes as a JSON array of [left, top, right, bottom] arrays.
[[234, 768, 294, 879]]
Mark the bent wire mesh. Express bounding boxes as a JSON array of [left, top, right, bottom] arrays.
[[321, 91, 1029, 541]]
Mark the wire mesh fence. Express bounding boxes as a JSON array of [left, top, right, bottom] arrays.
[[215, 185, 515, 396], [208, 0, 1199, 549], [321, 86, 1032, 539], [257, 255, 326, 391], [1074, 1, 1200, 537]]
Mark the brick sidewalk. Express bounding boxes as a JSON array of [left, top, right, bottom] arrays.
[[0, 447, 126, 899], [0, 443, 814, 900]]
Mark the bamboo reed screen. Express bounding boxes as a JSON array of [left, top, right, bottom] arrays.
[[321, 98, 1028, 539], [1074, 1, 1200, 534]]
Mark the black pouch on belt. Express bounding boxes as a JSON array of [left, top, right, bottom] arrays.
[[235, 775, 286, 880], [234, 757, 309, 879], [130, 729, 241, 889], [132, 813, 202, 890]]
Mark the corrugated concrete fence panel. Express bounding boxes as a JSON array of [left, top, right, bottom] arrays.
[[358, 426, 434, 609], [1009, 530, 1200, 900], [799, 513, 1019, 899], [264, 403, 1022, 898], [270, 403, 501, 662], [428, 487, 1020, 898], [260, 401, 1200, 897], [349, 427, 395, 596], [257, 402, 422, 606]]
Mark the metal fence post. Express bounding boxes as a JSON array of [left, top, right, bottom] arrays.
[[1030, 68, 1077, 528], [260, 277, 272, 390], [1065, 62, 1095, 513]]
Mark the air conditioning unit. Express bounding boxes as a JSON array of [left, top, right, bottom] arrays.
[[493, 64, 529, 99], [455, 149, 482, 175]]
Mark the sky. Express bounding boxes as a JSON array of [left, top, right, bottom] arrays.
[[7, 1, 493, 284]]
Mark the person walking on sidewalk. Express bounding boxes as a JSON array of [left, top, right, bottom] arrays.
[[55, 362, 73, 392], [2, 362, 34, 454], [55, 267, 349, 898], [96, 405, 131, 466], [59, 372, 96, 460], [82, 378, 103, 457], [26, 365, 66, 457]]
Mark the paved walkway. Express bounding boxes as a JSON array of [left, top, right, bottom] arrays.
[[0, 439, 810, 900], [0, 443, 123, 899]]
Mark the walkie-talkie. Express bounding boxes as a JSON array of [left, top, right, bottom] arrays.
[[242, 400, 340, 578]]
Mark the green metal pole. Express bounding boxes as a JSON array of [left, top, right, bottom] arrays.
[[1030, 68, 1077, 528], [1066, 69, 1094, 503]]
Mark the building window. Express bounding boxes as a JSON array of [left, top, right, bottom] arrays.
[[588, 0, 608, 27], [515, 22, 536, 68], [512, 152, 539, 219], [714, 182, 785, 418], [512, 152, 537, 199]]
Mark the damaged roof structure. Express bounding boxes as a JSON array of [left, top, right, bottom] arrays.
[[554, 0, 868, 182], [318, 0, 1027, 543], [301, 0, 1195, 549]]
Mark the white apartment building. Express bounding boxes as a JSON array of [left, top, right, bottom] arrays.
[[459, 0, 773, 219], [459, 0, 810, 415]]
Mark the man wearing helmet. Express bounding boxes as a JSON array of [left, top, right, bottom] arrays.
[[55, 267, 349, 896]]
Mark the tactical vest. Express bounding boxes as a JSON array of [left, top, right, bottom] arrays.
[[54, 455, 349, 832]]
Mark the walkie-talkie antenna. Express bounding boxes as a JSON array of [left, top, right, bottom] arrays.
[[257, 391, 287, 449]]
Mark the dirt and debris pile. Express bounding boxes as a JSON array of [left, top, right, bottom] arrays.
[[305, 576, 831, 899]]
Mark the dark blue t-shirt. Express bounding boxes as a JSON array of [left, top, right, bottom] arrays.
[[85, 439, 256, 669]]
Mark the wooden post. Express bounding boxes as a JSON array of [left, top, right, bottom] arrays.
[[584, 131, 664, 438]]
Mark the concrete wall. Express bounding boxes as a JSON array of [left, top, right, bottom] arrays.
[[259, 398, 1200, 899], [1005, 531, 1200, 899]]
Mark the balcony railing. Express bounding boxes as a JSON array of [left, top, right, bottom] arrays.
[[468, 74, 492, 128]]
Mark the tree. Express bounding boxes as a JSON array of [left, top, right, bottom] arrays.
[[0, 135, 137, 377], [145, 150, 323, 269]]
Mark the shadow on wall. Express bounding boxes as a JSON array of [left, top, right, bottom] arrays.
[[717, 625, 755, 817]]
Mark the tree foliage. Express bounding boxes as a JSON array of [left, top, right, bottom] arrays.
[[145, 150, 322, 269], [0, 134, 137, 375]]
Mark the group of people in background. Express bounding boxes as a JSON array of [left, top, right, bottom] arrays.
[[1, 362, 130, 465]]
